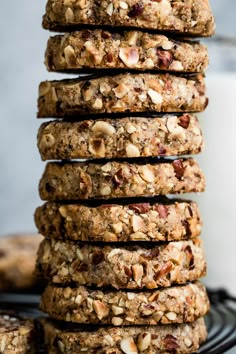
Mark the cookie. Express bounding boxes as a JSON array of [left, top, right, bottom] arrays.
[[45, 30, 209, 73], [37, 115, 203, 160], [0, 311, 34, 353], [38, 73, 207, 117], [0, 234, 43, 292], [42, 0, 215, 37], [41, 317, 207, 354], [40, 281, 209, 325], [39, 158, 205, 201], [36, 238, 206, 289], [34, 199, 202, 242]]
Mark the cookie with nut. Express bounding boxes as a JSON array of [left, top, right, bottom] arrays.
[[35, 0, 214, 352]]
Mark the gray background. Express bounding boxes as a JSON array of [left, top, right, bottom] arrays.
[[0, 1, 236, 293]]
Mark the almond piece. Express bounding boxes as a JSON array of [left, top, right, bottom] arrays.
[[132, 214, 144, 232], [112, 317, 123, 326], [132, 264, 143, 286], [140, 165, 155, 182], [64, 45, 76, 64], [119, 47, 139, 68], [113, 83, 130, 98], [137, 332, 151, 351], [112, 305, 124, 315], [92, 121, 115, 135], [65, 7, 74, 22], [126, 144, 140, 157], [106, 3, 113, 16], [93, 300, 110, 320], [147, 89, 163, 104], [120, 337, 138, 354]]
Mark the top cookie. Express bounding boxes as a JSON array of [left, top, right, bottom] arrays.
[[42, 0, 215, 37]]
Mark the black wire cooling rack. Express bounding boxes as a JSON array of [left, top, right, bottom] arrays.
[[1, 288, 236, 353]]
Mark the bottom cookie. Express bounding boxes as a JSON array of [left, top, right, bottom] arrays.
[[41, 317, 207, 354], [0, 311, 35, 353]]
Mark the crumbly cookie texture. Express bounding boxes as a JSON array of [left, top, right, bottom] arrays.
[[0, 234, 43, 292], [45, 30, 209, 73], [36, 238, 206, 289], [37, 115, 203, 160], [41, 317, 207, 354], [34, 199, 202, 242], [42, 0, 215, 37], [0, 311, 34, 353], [38, 73, 207, 117], [39, 158, 205, 201], [40, 281, 209, 325]]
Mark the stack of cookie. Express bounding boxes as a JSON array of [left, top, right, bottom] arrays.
[[35, 0, 215, 352]]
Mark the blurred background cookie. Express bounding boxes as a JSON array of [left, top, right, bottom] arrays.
[[0, 234, 43, 293]]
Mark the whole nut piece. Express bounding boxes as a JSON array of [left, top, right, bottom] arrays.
[[137, 332, 151, 351], [120, 337, 138, 354], [119, 47, 139, 68], [147, 89, 163, 104], [92, 121, 115, 136], [93, 300, 109, 320]]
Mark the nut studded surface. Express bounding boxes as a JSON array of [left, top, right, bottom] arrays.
[[45, 30, 209, 73], [42, 0, 215, 37], [37, 115, 203, 160], [37, 73, 207, 117], [36, 238, 206, 289], [0, 312, 34, 353], [39, 159, 205, 201], [41, 317, 207, 354], [40, 282, 209, 325], [35, 199, 202, 242]]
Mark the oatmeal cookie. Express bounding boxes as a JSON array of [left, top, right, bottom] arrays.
[[39, 158, 205, 201], [37, 115, 203, 160], [36, 238, 206, 289], [45, 30, 208, 73], [38, 73, 207, 117], [41, 317, 207, 353]]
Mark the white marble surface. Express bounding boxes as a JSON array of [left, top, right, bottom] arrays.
[[0, 0, 236, 293]]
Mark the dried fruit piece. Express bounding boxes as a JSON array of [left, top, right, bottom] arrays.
[[173, 160, 185, 179], [156, 50, 173, 67], [128, 2, 144, 18], [178, 114, 191, 129], [129, 203, 150, 214], [155, 205, 168, 219], [164, 334, 180, 351], [91, 250, 104, 265]]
